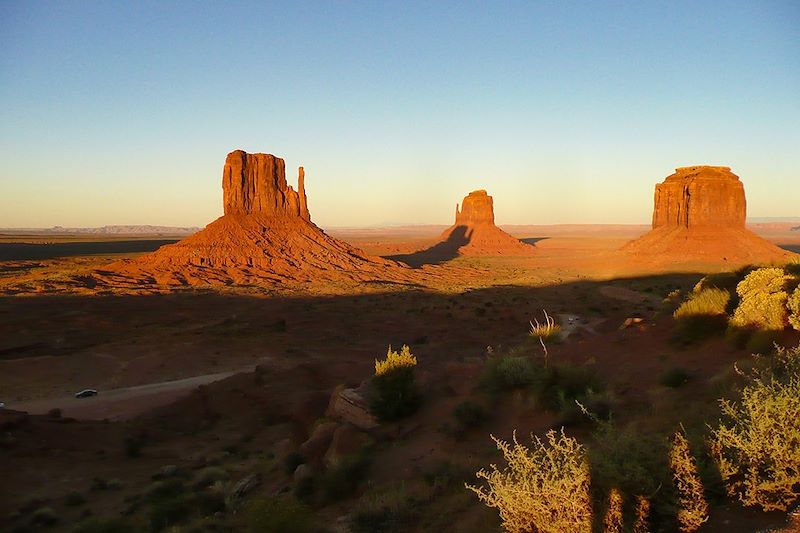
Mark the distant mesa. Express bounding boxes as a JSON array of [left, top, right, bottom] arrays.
[[624, 166, 792, 264], [439, 190, 535, 257], [98, 150, 405, 287]]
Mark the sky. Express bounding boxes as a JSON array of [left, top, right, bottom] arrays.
[[1, 1, 798, 228]]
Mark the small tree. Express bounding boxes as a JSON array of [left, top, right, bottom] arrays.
[[603, 488, 623, 533], [669, 431, 708, 532], [466, 429, 592, 533], [369, 345, 420, 421], [709, 347, 800, 511]]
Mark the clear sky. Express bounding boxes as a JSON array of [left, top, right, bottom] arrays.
[[1, 1, 798, 228]]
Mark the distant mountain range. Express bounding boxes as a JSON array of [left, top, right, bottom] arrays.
[[0, 225, 200, 235]]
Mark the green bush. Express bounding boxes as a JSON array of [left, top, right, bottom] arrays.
[[243, 497, 313, 533], [482, 355, 542, 391], [589, 420, 666, 497], [148, 494, 194, 531], [350, 486, 415, 533], [370, 366, 420, 422], [709, 344, 800, 511], [319, 449, 372, 502], [730, 268, 789, 331], [451, 401, 488, 434], [64, 491, 86, 507], [193, 466, 229, 488], [31, 507, 58, 526], [659, 367, 691, 388]]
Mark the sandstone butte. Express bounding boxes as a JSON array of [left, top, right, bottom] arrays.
[[623, 166, 793, 264], [437, 190, 536, 256], [99, 150, 406, 287]]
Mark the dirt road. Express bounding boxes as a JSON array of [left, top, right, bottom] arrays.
[[6, 365, 259, 420]]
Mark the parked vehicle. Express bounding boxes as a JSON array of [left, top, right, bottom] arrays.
[[75, 389, 98, 399]]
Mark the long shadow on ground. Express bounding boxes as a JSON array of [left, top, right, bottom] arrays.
[[386, 225, 471, 267]]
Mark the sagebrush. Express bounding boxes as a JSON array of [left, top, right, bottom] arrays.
[[709, 344, 800, 511], [466, 429, 592, 533]]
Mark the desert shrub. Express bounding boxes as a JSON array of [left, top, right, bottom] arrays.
[[193, 466, 228, 488], [370, 345, 420, 421], [789, 286, 800, 331], [660, 367, 690, 388], [30, 507, 58, 526], [319, 448, 371, 502], [669, 431, 708, 532], [72, 518, 136, 533], [529, 309, 562, 341], [730, 268, 790, 331], [482, 355, 541, 391], [589, 420, 666, 496], [709, 348, 800, 511], [243, 497, 313, 533], [64, 491, 86, 507], [603, 488, 623, 533], [350, 486, 415, 533], [450, 401, 488, 434], [674, 288, 730, 318], [466, 429, 592, 533], [633, 496, 650, 533], [148, 493, 194, 531], [673, 288, 731, 342], [146, 479, 186, 504], [375, 344, 417, 376]]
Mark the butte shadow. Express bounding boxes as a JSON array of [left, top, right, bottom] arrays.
[[389, 189, 536, 267]]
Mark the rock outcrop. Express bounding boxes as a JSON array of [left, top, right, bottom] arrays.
[[624, 166, 792, 265], [97, 150, 408, 288], [652, 166, 745, 229], [439, 190, 535, 257], [455, 190, 495, 226], [222, 151, 310, 220]]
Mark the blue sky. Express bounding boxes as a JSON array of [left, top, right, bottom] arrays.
[[1, 1, 798, 227]]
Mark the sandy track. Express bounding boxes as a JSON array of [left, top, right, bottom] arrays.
[[6, 365, 260, 421]]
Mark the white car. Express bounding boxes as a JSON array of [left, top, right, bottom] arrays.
[[75, 389, 98, 399]]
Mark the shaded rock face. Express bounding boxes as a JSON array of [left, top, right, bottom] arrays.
[[652, 166, 745, 229], [455, 190, 494, 226], [222, 150, 310, 220]]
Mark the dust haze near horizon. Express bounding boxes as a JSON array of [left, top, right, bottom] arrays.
[[1, 1, 798, 229]]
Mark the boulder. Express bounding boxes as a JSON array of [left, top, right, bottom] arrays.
[[323, 424, 372, 467], [299, 421, 339, 461], [326, 384, 378, 431]]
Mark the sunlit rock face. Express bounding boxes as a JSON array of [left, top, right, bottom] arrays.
[[222, 150, 310, 220], [455, 190, 495, 226], [623, 165, 792, 265], [652, 166, 745, 229]]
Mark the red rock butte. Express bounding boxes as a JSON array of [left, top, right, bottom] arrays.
[[624, 166, 791, 264], [98, 150, 406, 287], [438, 190, 535, 256]]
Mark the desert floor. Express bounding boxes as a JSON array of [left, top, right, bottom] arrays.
[[1, 225, 799, 532]]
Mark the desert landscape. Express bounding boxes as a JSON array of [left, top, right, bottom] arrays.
[[2, 3, 800, 533]]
